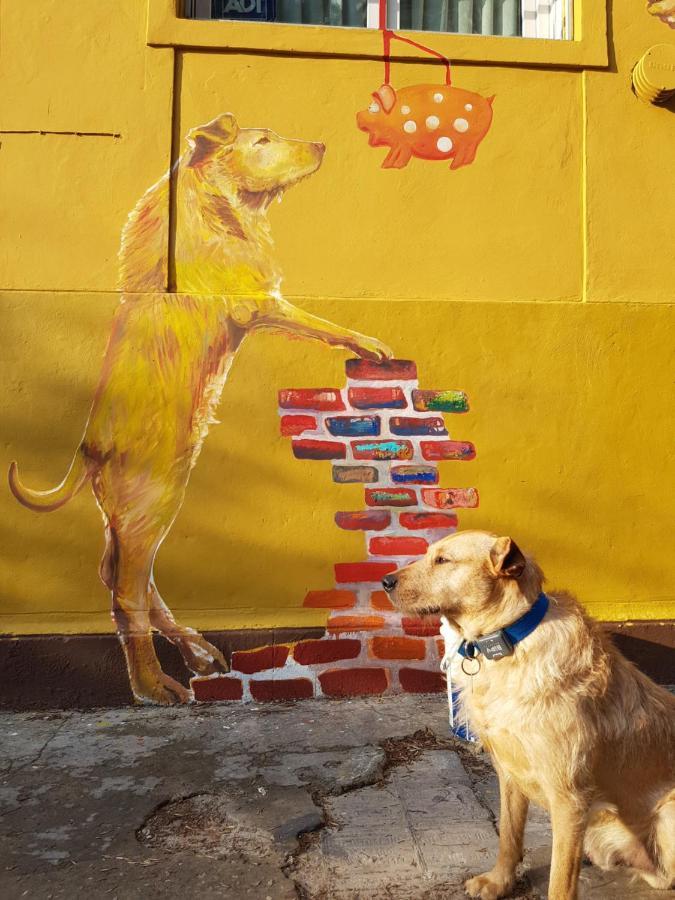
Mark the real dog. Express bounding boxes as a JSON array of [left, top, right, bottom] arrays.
[[382, 529, 674, 899], [9, 113, 391, 705]]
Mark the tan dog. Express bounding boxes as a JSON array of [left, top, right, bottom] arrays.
[[9, 113, 391, 705], [382, 530, 674, 899]]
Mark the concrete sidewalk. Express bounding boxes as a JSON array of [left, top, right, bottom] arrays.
[[0, 696, 661, 899]]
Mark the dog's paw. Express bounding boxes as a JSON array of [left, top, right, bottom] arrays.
[[465, 872, 514, 900], [133, 673, 193, 706], [178, 632, 229, 676], [351, 335, 394, 361]]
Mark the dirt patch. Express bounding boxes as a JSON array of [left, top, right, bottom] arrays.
[[381, 726, 492, 778], [137, 793, 276, 860]]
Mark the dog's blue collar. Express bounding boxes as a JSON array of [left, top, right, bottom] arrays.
[[457, 592, 550, 662]]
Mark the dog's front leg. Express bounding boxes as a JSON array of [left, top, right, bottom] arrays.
[[547, 801, 587, 900], [251, 295, 393, 361], [465, 771, 528, 900]]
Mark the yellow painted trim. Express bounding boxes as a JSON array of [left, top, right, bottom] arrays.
[[147, 0, 608, 69], [0, 608, 329, 636]]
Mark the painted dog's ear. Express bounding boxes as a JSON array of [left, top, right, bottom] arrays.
[[490, 536, 526, 578], [373, 84, 397, 114], [186, 113, 239, 167]]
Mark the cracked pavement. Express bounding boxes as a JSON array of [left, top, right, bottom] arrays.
[[0, 696, 664, 899]]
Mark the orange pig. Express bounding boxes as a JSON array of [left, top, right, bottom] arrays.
[[357, 83, 494, 170]]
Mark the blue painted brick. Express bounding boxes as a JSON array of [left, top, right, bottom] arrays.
[[391, 465, 439, 485], [326, 415, 380, 437]]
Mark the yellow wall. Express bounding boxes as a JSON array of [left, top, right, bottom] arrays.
[[1, 0, 673, 635]]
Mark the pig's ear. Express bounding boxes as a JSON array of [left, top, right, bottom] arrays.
[[186, 113, 239, 167], [373, 84, 397, 114]]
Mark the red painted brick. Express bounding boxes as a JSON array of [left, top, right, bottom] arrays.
[[335, 561, 396, 583], [436, 638, 445, 658], [369, 636, 426, 660], [345, 359, 417, 381], [303, 589, 357, 609], [369, 536, 428, 557], [370, 590, 395, 611], [250, 678, 314, 702], [192, 676, 243, 702], [399, 512, 458, 530], [293, 439, 346, 460], [279, 388, 345, 411], [399, 668, 446, 693], [319, 667, 389, 698], [335, 510, 391, 531], [231, 645, 289, 674], [389, 416, 447, 436], [365, 488, 417, 507], [401, 616, 442, 637], [293, 638, 361, 665], [348, 387, 407, 409], [421, 440, 476, 461], [280, 414, 316, 436], [421, 488, 479, 509], [327, 614, 386, 632]]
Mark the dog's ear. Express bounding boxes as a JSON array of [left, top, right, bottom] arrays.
[[373, 84, 397, 114], [186, 113, 239, 167], [490, 536, 526, 578]]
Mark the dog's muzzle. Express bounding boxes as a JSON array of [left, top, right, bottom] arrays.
[[381, 574, 398, 593]]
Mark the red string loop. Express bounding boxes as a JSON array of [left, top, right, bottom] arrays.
[[378, 0, 452, 86]]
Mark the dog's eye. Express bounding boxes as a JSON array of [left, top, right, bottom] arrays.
[[255, 136, 271, 146], [435, 556, 450, 565]]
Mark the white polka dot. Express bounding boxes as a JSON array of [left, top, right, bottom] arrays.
[[433, 92, 444, 103], [403, 120, 417, 134], [453, 117, 469, 133], [465, 103, 473, 111], [401, 105, 411, 115], [425, 115, 440, 130], [436, 136, 453, 153], [369, 102, 380, 113]]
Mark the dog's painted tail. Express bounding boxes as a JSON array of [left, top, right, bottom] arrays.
[[9, 451, 91, 512]]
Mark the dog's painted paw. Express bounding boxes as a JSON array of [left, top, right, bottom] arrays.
[[351, 335, 394, 361], [133, 673, 193, 706], [178, 632, 229, 676], [465, 872, 514, 900]]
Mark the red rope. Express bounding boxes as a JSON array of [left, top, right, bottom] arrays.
[[378, 0, 451, 86]]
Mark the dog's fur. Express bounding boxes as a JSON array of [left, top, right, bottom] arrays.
[[9, 113, 391, 705], [385, 529, 674, 899]]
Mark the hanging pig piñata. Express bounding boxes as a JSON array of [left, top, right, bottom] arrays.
[[357, 82, 494, 170]]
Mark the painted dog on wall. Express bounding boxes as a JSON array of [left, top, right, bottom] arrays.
[[9, 113, 392, 704]]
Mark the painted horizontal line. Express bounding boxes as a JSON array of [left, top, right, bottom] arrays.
[[0, 130, 121, 138]]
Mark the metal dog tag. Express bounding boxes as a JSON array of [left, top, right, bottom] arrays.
[[476, 630, 513, 660]]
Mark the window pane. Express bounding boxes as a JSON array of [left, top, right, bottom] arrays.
[[183, 0, 570, 37]]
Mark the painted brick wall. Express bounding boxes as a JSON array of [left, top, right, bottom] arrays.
[[191, 359, 478, 702]]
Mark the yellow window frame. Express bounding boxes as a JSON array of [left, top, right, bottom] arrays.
[[147, 0, 608, 68]]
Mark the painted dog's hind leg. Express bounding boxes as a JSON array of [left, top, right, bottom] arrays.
[[148, 582, 229, 676], [101, 525, 191, 704]]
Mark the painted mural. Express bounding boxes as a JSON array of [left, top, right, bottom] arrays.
[[8, 113, 392, 705], [191, 358, 478, 703], [357, 0, 494, 169]]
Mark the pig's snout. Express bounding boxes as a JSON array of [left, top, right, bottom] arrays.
[[356, 110, 370, 132]]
